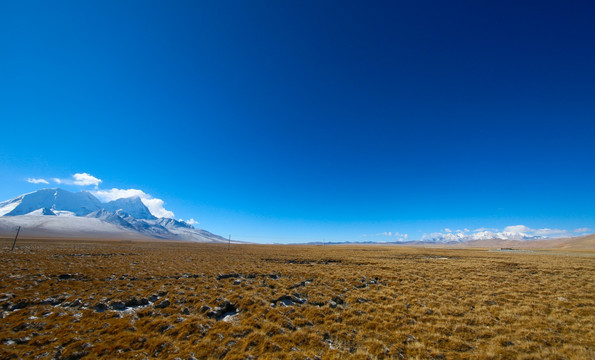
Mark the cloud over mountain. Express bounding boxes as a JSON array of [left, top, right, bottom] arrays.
[[92, 188, 174, 218], [72, 173, 102, 187]]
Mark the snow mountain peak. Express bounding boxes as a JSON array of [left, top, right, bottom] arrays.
[[104, 196, 156, 220]]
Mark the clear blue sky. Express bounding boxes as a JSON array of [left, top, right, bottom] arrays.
[[1, 1, 594, 242]]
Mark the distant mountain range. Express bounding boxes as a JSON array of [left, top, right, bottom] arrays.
[[419, 230, 545, 243], [299, 230, 547, 246], [0, 188, 229, 243], [300, 234, 595, 249]]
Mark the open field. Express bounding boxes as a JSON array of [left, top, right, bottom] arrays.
[[0, 239, 593, 359]]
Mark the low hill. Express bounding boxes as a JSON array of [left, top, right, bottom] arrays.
[[454, 234, 595, 250]]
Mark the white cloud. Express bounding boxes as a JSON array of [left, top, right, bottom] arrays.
[[26, 178, 49, 184], [142, 198, 174, 218], [375, 231, 392, 236], [474, 227, 497, 232], [92, 188, 175, 218], [73, 173, 102, 187], [503, 225, 532, 233], [92, 188, 144, 201], [362, 232, 408, 240], [574, 227, 590, 233], [503, 225, 571, 238], [50, 173, 102, 187], [184, 218, 198, 225], [533, 228, 568, 237], [444, 228, 452, 233]]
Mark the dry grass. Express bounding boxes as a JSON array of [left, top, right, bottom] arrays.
[[0, 239, 593, 359]]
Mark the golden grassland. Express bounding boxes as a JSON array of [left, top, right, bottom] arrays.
[[0, 239, 593, 359]]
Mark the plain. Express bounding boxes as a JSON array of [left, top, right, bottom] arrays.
[[0, 239, 593, 359]]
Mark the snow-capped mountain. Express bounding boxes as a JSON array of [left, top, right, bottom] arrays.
[[420, 230, 544, 243], [0, 188, 102, 217], [0, 188, 229, 243], [104, 196, 156, 220]]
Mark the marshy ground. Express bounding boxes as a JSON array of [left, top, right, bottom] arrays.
[[0, 239, 593, 359]]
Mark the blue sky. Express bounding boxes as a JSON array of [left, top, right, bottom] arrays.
[[1, 1, 594, 243]]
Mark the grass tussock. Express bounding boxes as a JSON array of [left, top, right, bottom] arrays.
[[0, 238, 593, 359]]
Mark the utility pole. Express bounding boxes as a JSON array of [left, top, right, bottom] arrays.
[[228, 234, 231, 250], [11, 226, 21, 251]]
